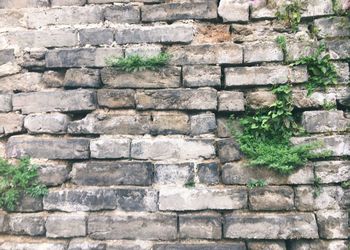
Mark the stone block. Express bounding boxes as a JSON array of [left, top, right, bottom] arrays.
[[183, 65, 221, 88], [24, 113, 70, 134], [249, 186, 294, 211], [46, 213, 86, 238], [90, 137, 130, 159], [64, 68, 101, 88]]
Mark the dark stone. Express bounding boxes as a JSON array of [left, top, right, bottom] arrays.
[[197, 162, 220, 185]]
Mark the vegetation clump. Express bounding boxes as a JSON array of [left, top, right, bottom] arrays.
[[276, 35, 287, 63], [106, 52, 170, 72], [247, 179, 267, 189], [276, 0, 303, 32], [0, 157, 47, 211]]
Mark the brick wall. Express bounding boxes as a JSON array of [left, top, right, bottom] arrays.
[[0, 0, 349, 249]]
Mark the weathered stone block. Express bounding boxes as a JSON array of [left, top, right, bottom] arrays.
[[67, 239, 106, 250], [24, 113, 70, 134], [115, 24, 193, 44], [8, 214, 45, 236], [244, 41, 283, 63], [159, 187, 247, 211], [190, 112, 216, 135], [222, 162, 314, 185], [141, 1, 217, 22], [13, 89, 96, 114], [90, 137, 130, 159], [218, 0, 249, 22], [0, 62, 21, 77], [183, 65, 221, 87], [169, 43, 243, 65], [71, 161, 152, 186], [326, 39, 350, 60], [38, 164, 69, 186], [79, 28, 113, 46], [104, 5, 140, 23], [316, 210, 348, 239], [125, 44, 162, 58], [249, 186, 294, 211], [302, 0, 334, 17], [0, 49, 14, 65], [302, 111, 349, 133], [151, 111, 190, 135], [153, 243, 246, 250], [64, 68, 101, 88], [334, 62, 349, 84], [292, 89, 336, 108], [68, 110, 151, 135], [101, 67, 180, 89], [224, 212, 319, 239], [115, 188, 158, 211], [43, 188, 117, 212], [26, 6, 102, 28], [136, 88, 217, 110], [0, 242, 67, 250], [0, 94, 11, 112], [179, 212, 221, 239], [51, 0, 86, 6], [218, 91, 245, 112], [88, 212, 177, 240], [315, 17, 350, 38], [46, 48, 123, 68], [0, 113, 23, 136], [6, 135, 90, 160], [131, 138, 215, 161], [0, 0, 49, 8], [197, 162, 220, 185], [295, 186, 344, 211], [289, 240, 348, 250], [217, 139, 241, 163], [97, 89, 135, 109], [42, 71, 65, 88], [246, 90, 276, 109], [247, 241, 286, 250], [46, 213, 86, 238], [314, 161, 350, 184], [14, 195, 43, 212], [0, 72, 43, 92], [154, 163, 194, 186]]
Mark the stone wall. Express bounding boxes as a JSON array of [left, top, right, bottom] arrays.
[[0, 0, 349, 249]]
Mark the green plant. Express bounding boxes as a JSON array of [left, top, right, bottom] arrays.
[[105, 52, 170, 72], [322, 100, 337, 110], [276, 35, 287, 63], [247, 179, 267, 189], [184, 178, 195, 188], [276, 0, 303, 32], [0, 157, 48, 211], [341, 180, 350, 189], [292, 43, 338, 95], [313, 176, 322, 197]]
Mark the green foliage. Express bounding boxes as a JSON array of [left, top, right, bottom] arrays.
[[230, 84, 327, 175], [105, 52, 170, 72], [292, 44, 338, 96], [247, 179, 267, 189], [276, 35, 287, 62], [276, 0, 303, 32], [341, 180, 350, 189], [0, 157, 47, 211], [184, 179, 196, 188], [313, 176, 322, 197], [322, 100, 337, 110]]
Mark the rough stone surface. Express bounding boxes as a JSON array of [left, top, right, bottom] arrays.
[[90, 137, 130, 159], [224, 212, 319, 239], [183, 65, 221, 87], [115, 188, 158, 211], [154, 163, 194, 186], [24, 113, 70, 134], [159, 187, 247, 211], [0, 242, 67, 250], [6, 135, 90, 159], [97, 89, 135, 109], [315, 210, 348, 239], [79, 28, 113, 46], [38, 164, 69, 186], [151, 111, 190, 135], [217, 139, 241, 163], [71, 161, 152, 186], [197, 162, 220, 185], [218, 91, 245, 112], [13, 90, 96, 114], [190, 112, 216, 135], [246, 91, 276, 109], [218, 0, 249, 22], [0, 113, 23, 136], [104, 5, 140, 23], [153, 243, 246, 250], [244, 42, 283, 63], [247, 241, 286, 250], [0, 94, 11, 112], [314, 161, 350, 184], [0, 73, 43, 92], [292, 89, 337, 108], [46, 213, 86, 238], [289, 240, 348, 250], [315, 17, 350, 38], [64, 68, 101, 88], [8, 214, 45, 236], [88, 212, 177, 240], [302, 111, 349, 133]]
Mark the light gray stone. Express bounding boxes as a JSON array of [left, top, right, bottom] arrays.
[[247, 241, 286, 250], [315, 17, 350, 38], [104, 4, 140, 23], [51, 0, 86, 6], [46, 213, 86, 238], [64, 68, 101, 88], [0, 62, 21, 77], [38, 164, 69, 186], [327, 39, 350, 60], [218, 0, 249, 22], [97, 89, 135, 109], [115, 188, 158, 212], [13, 89, 96, 114], [151, 111, 190, 135], [71, 161, 152, 186], [0, 94, 11, 112], [217, 139, 241, 163], [0, 113, 23, 136], [302, 111, 349, 133], [88, 212, 177, 240], [0, 72, 43, 92], [302, 0, 334, 17], [101, 67, 180, 89], [314, 161, 350, 184], [8, 214, 45, 236], [14, 195, 43, 212], [224, 212, 319, 239], [153, 243, 246, 250], [218, 91, 245, 111], [90, 137, 130, 159], [249, 186, 294, 211], [131, 138, 215, 161], [316, 210, 348, 239], [24, 113, 70, 134], [42, 71, 65, 88], [0, 0, 49, 8], [190, 112, 216, 135], [115, 24, 193, 44], [6, 135, 90, 160], [292, 89, 336, 108], [159, 187, 247, 211], [136, 88, 217, 110], [183, 65, 221, 87], [79, 28, 114, 46], [244, 41, 283, 63], [154, 163, 195, 186], [246, 90, 276, 109], [125, 44, 162, 57], [179, 212, 222, 239], [289, 240, 348, 250]]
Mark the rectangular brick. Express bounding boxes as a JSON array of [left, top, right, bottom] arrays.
[[0, 242, 66, 250], [24, 113, 70, 134], [78, 28, 113, 46], [154, 163, 194, 186], [101, 67, 181, 89], [249, 186, 294, 211], [64, 68, 101, 88], [136, 88, 217, 110], [7, 213, 45, 236], [218, 91, 245, 111], [315, 17, 350, 38], [115, 188, 158, 211], [131, 138, 215, 161], [88, 212, 177, 240], [290, 240, 348, 250], [6, 135, 90, 160], [183, 65, 221, 87], [224, 212, 318, 239], [0, 72, 43, 92], [51, 0, 86, 6], [218, 0, 249, 22], [90, 137, 130, 159], [169, 43, 243, 65], [151, 111, 190, 135], [71, 161, 152, 186], [153, 243, 246, 250], [292, 88, 336, 109], [103, 5, 140, 23], [115, 24, 193, 44], [0, 0, 49, 8], [13, 89, 96, 114], [46, 213, 86, 238], [159, 187, 247, 211], [141, 1, 217, 22], [302, 111, 349, 133], [0, 49, 14, 65], [244, 41, 283, 63], [97, 89, 135, 109], [0, 94, 11, 112], [0, 113, 23, 136], [314, 161, 350, 184]]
